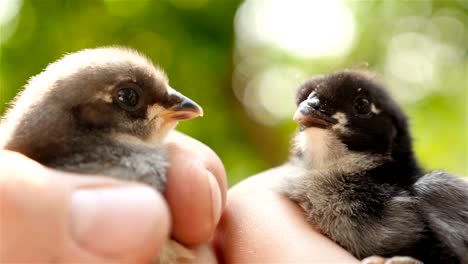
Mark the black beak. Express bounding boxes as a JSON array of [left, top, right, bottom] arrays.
[[165, 88, 203, 121], [293, 99, 337, 129]]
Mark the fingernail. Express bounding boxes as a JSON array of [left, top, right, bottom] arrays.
[[208, 172, 222, 224], [70, 186, 168, 257]]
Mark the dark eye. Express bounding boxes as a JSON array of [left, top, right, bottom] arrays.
[[354, 96, 371, 116], [115, 85, 141, 110]]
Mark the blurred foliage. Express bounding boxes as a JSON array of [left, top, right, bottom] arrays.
[[0, 0, 466, 186]]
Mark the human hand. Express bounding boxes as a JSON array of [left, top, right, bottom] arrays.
[[215, 164, 359, 263], [0, 131, 226, 263]]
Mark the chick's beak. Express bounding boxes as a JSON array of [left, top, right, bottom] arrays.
[[164, 89, 204, 121], [293, 99, 337, 128]]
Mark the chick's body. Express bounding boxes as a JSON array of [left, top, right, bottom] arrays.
[[0, 47, 203, 263], [282, 71, 468, 264]]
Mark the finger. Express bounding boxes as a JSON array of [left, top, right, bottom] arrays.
[[164, 131, 227, 244], [215, 165, 359, 263], [0, 151, 170, 263], [166, 131, 227, 204]]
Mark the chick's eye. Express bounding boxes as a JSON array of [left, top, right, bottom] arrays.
[[354, 96, 371, 115], [116, 87, 139, 109]]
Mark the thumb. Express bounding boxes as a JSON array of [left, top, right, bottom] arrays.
[[0, 151, 170, 263]]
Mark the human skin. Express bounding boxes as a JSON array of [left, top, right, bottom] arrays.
[[6, 132, 454, 263], [216, 166, 468, 262], [0, 130, 368, 263], [216, 164, 360, 263], [0, 131, 226, 263]]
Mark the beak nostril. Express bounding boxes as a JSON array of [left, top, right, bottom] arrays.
[[180, 100, 196, 109], [307, 100, 320, 110]]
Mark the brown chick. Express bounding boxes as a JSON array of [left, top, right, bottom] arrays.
[[0, 47, 204, 263]]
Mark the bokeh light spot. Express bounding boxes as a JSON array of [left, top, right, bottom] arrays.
[[0, 0, 23, 26], [386, 33, 436, 85], [235, 0, 356, 58], [243, 66, 306, 125]]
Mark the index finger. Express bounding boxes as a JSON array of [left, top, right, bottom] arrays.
[[163, 131, 227, 244]]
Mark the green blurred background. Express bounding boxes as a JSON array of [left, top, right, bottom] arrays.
[[0, 0, 466, 185]]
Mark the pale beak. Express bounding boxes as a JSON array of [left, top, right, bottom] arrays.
[[164, 89, 203, 121], [293, 106, 307, 123]]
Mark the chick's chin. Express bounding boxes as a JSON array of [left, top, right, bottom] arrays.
[[156, 240, 194, 264]]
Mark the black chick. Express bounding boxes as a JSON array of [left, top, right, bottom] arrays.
[[0, 47, 203, 263], [281, 70, 468, 264]]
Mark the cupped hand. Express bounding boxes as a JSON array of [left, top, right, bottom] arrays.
[[215, 164, 359, 263], [0, 131, 226, 263]]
